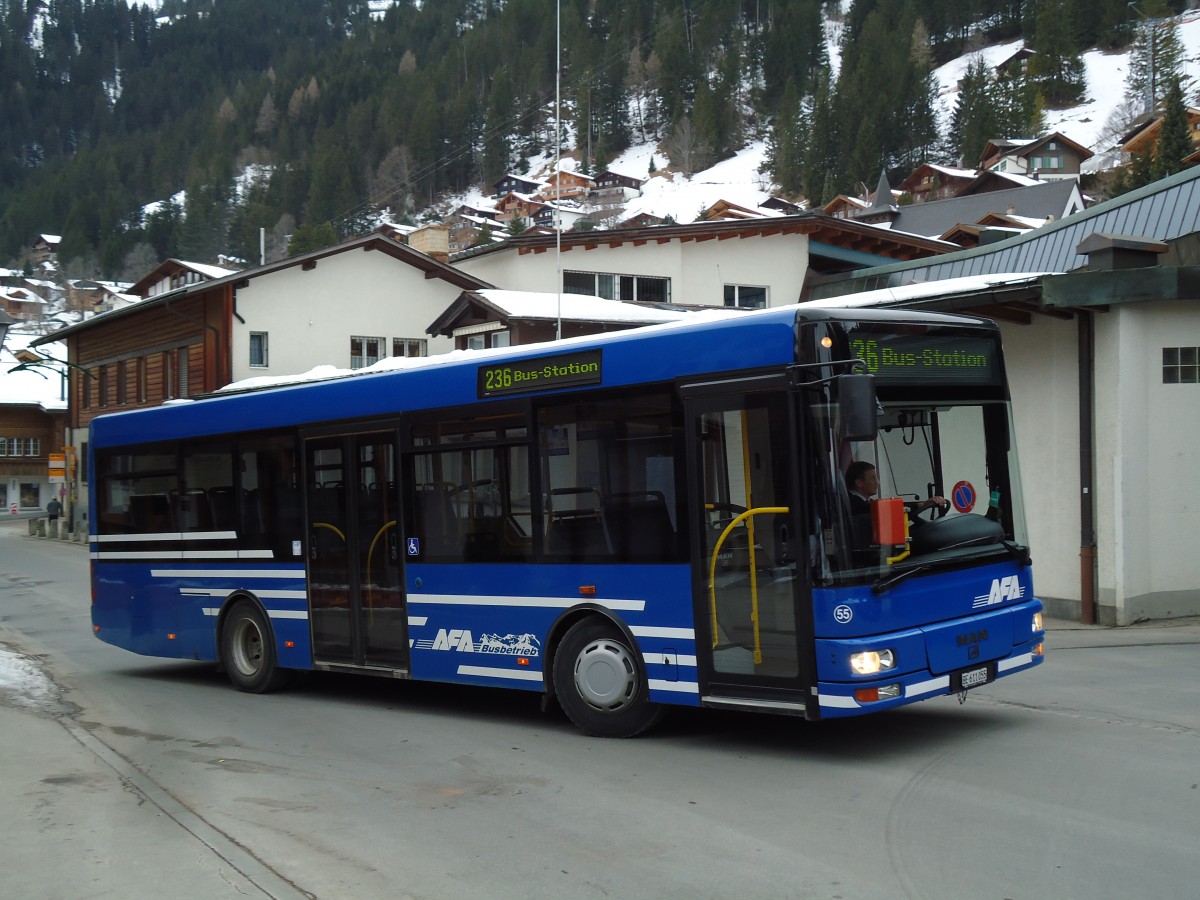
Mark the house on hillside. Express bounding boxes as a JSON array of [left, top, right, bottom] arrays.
[[31, 234, 60, 265], [494, 191, 546, 224], [452, 214, 953, 311], [898, 163, 978, 203], [1, 287, 47, 322], [491, 173, 543, 197], [980, 133, 1093, 182], [32, 234, 491, 527], [806, 165, 1200, 626], [536, 169, 595, 202], [1120, 106, 1200, 160], [857, 178, 1086, 243], [592, 170, 644, 203]]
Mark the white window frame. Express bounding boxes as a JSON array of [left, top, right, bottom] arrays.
[[724, 284, 768, 309], [351, 336, 385, 369], [392, 337, 427, 359], [249, 331, 269, 368]]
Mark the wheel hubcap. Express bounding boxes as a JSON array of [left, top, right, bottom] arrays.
[[574, 638, 638, 712], [231, 617, 264, 677]]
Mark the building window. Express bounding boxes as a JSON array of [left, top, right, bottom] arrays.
[[564, 270, 671, 304], [249, 332, 269, 368], [724, 285, 768, 309], [466, 330, 511, 351], [117, 361, 128, 405], [351, 336, 384, 369], [178, 347, 190, 397], [393, 337, 427, 358], [137, 357, 147, 403], [99, 366, 110, 408], [163, 351, 174, 399], [1163, 347, 1199, 383], [0, 438, 40, 457]]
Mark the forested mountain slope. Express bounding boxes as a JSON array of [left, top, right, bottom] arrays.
[[0, 0, 1193, 278]]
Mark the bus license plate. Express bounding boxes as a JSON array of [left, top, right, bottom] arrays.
[[953, 664, 993, 692]]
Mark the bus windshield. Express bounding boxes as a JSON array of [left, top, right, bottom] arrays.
[[809, 396, 1029, 585]]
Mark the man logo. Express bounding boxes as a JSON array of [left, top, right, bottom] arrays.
[[973, 575, 1024, 609], [432, 628, 476, 652]]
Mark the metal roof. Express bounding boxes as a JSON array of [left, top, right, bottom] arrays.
[[809, 165, 1200, 298]]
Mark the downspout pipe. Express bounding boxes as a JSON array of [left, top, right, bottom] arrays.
[[1078, 309, 1097, 624]]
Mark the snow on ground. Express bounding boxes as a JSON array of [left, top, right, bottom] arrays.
[[0, 643, 61, 711], [935, 15, 1200, 155]]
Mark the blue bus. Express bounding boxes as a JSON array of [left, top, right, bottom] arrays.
[[89, 305, 1044, 736]]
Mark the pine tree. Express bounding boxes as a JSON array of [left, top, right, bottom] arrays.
[[1028, 0, 1086, 106], [1152, 76, 1193, 180], [1126, 0, 1190, 115], [950, 56, 1000, 166]]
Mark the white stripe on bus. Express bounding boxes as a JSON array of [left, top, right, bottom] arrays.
[[629, 625, 695, 640], [456, 665, 543, 682], [410, 593, 646, 612], [648, 679, 699, 693]]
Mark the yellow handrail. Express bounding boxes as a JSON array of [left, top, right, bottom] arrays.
[[707, 506, 789, 665], [364, 520, 397, 626]]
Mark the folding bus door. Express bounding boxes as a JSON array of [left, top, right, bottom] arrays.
[[684, 381, 813, 703], [305, 431, 408, 670]]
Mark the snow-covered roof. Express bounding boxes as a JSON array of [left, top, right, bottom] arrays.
[[809, 272, 1049, 309], [473, 290, 695, 325], [0, 330, 70, 411]]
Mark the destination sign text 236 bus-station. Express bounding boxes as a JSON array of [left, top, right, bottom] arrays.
[[477, 350, 603, 398]]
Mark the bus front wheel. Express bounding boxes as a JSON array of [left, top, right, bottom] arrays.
[[221, 601, 290, 694], [553, 618, 663, 738]]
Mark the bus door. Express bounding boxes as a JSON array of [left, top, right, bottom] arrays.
[[304, 430, 408, 670], [684, 380, 813, 704]]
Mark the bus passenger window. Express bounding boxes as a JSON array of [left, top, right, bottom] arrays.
[[96, 449, 177, 535], [537, 390, 684, 563], [239, 436, 301, 560], [408, 419, 532, 564]]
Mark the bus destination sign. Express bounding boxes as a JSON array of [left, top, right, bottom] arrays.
[[477, 349, 603, 398], [847, 332, 1000, 384]]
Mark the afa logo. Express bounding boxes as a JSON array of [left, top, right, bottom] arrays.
[[973, 575, 1024, 609], [426, 629, 542, 655], [432, 628, 477, 652]]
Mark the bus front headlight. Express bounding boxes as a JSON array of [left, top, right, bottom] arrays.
[[850, 648, 896, 675], [1032, 612, 1044, 633]]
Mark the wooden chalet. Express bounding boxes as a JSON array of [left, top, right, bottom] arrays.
[[491, 173, 543, 197], [898, 163, 977, 203], [980, 132, 1093, 181], [535, 169, 595, 202], [1120, 107, 1200, 159], [494, 191, 547, 223]]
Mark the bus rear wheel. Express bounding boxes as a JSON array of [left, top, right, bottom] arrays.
[[221, 600, 290, 694], [553, 618, 663, 738]]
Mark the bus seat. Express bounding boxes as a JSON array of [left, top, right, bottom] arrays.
[[208, 486, 235, 531], [413, 484, 459, 556], [546, 487, 612, 556], [130, 493, 171, 533], [606, 491, 676, 560]]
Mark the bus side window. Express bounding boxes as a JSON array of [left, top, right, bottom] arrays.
[[239, 436, 300, 560], [537, 389, 684, 563]]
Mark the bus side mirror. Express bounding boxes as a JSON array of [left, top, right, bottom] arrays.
[[838, 374, 878, 441]]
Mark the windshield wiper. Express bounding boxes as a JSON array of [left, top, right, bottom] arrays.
[[872, 563, 934, 595], [1002, 541, 1032, 566]]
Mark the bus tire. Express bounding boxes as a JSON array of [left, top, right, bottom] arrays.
[[553, 618, 663, 738], [221, 600, 290, 694]]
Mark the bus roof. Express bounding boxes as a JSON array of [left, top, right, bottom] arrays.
[[88, 303, 997, 449]]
